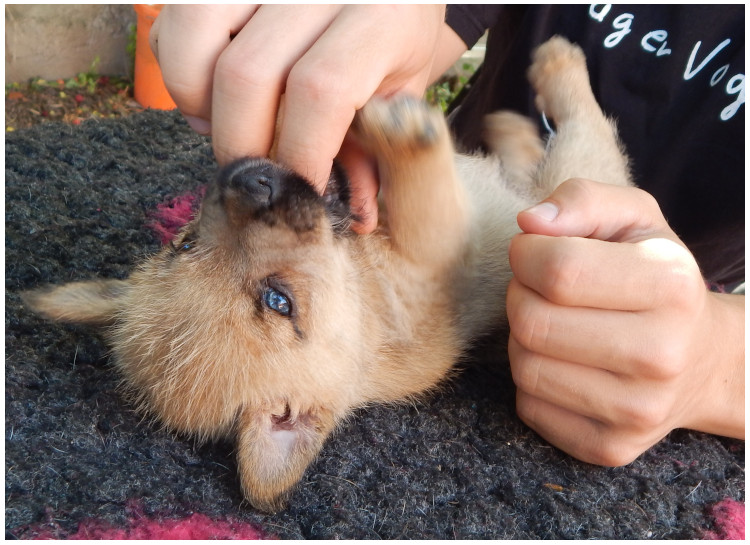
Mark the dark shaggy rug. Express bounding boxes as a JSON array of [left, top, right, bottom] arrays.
[[5, 110, 744, 539]]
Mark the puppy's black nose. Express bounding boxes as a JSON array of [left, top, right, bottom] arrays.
[[218, 158, 281, 207], [211, 157, 322, 232]]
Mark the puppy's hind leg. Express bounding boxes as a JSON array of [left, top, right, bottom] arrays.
[[528, 36, 633, 192], [483, 111, 545, 193], [353, 97, 469, 268]]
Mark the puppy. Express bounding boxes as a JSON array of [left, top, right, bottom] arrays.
[[23, 37, 631, 512]]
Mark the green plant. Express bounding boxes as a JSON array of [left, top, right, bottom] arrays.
[[67, 57, 101, 93], [126, 22, 137, 79], [424, 62, 477, 112], [425, 74, 468, 112]]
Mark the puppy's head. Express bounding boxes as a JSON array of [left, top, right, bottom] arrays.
[[23, 158, 366, 512]]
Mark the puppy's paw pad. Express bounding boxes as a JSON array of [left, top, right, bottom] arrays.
[[528, 36, 590, 121], [528, 36, 586, 89], [354, 96, 446, 153]]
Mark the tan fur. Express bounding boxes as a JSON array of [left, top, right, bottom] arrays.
[[22, 38, 632, 512]]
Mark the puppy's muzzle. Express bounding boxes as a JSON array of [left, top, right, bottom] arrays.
[[213, 157, 321, 232], [218, 158, 285, 209]]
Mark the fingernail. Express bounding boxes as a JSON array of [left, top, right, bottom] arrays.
[[183, 115, 212, 135], [525, 201, 559, 221]]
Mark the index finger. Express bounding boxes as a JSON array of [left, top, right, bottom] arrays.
[[152, 5, 259, 123], [508, 233, 699, 311], [275, 5, 433, 193], [210, 5, 343, 167]]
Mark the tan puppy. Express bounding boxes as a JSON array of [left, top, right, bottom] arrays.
[[23, 37, 631, 512]]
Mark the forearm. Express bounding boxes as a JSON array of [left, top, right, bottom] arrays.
[[430, 4, 506, 84], [428, 22, 469, 84]]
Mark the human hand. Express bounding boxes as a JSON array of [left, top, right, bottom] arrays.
[[507, 179, 745, 466], [150, 4, 449, 233]]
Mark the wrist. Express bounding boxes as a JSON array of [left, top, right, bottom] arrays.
[[687, 292, 745, 439]]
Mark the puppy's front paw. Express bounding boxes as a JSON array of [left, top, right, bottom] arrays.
[[353, 96, 447, 156], [528, 36, 591, 121]]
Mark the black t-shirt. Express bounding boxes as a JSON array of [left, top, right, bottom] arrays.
[[446, 5, 744, 286]]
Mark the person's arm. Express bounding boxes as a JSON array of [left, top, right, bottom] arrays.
[[507, 178, 744, 466], [429, 23, 470, 85], [430, 5, 507, 84]]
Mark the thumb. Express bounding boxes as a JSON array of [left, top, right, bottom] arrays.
[[336, 137, 380, 234], [517, 178, 675, 244]]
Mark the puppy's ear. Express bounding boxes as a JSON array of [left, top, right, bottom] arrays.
[[323, 161, 357, 234], [21, 279, 129, 325], [236, 405, 337, 513]]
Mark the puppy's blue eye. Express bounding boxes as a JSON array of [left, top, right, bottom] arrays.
[[171, 234, 197, 253], [263, 287, 291, 317]]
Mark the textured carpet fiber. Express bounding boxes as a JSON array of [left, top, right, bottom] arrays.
[[5, 110, 744, 539]]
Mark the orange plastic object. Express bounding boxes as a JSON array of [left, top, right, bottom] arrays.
[[133, 4, 177, 110]]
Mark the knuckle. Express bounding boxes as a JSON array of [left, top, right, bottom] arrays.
[[507, 296, 551, 353], [668, 266, 705, 313], [633, 187, 663, 218], [600, 379, 678, 436], [287, 58, 353, 105], [640, 338, 687, 380], [558, 177, 598, 206], [214, 52, 270, 93], [625, 320, 689, 380], [559, 177, 591, 193], [644, 243, 704, 308], [158, 79, 204, 114], [538, 240, 584, 304], [589, 440, 640, 467], [616, 396, 670, 432], [509, 351, 541, 395], [514, 391, 539, 426]]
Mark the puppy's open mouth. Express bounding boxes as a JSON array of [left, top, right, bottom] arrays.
[[270, 404, 321, 435], [271, 405, 294, 431]]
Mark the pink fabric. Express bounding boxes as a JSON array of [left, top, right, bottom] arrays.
[[148, 187, 205, 244], [21, 508, 271, 540], [703, 498, 745, 540], [67, 511, 270, 540], [15, 499, 272, 540]]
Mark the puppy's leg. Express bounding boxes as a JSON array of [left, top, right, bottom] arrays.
[[528, 36, 632, 191], [483, 111, 545, 191], [354, 97, 469, 268]]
